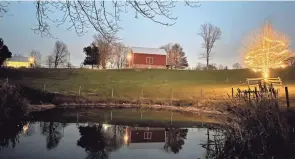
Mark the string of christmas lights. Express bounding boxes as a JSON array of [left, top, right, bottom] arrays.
[[243, 22, 292, 79]]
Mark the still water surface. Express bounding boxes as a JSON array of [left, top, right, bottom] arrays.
[[0, 121, 213, 159]]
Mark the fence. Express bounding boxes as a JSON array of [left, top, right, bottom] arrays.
[[1, 78, 294, 108]]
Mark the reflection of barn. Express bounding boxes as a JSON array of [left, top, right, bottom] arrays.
[[124, 127, 167, 149]]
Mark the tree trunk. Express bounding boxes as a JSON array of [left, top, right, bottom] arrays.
[[92, 64, 93, 69]]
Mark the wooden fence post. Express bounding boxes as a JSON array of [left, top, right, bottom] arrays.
[[110, 110, 113, 120], [170, 88, 173, 104], [231, 88, 234, 98], [112, 88, 114, 98], [141, 88, 144, 98], [79, 86, 82, 96], [277, 88, 280, 107], [285, 87, 290, 108]]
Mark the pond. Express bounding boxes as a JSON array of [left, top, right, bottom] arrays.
[[0, 109, 220, 159]]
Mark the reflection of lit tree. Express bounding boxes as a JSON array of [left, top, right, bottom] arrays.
[[0, 121, 27, 151], [164, 128, 188, 154], [200, 129, 224, 159], [77, 124, 124, 159], [40, 122, 67, 150], [23, 122, 36, 137], [243, 22, 292, 79]]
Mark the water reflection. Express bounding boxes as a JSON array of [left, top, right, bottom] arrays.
[[77, 123, 125, 159], [40, 122, 68, 150], [77, 124, 189, 158], [164, 128, 188, 154], [124, 126, 188, 154], [0, 121, 28, 150], [0, 122, 210, 159]]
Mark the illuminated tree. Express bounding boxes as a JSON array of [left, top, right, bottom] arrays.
[[243, 22, 292, 79]]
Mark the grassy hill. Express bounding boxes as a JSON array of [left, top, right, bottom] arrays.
[[0, 67, 294, 101]]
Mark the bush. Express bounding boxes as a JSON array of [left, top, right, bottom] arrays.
[[0, 83, 28, 121], [212, 98, 295, 158]]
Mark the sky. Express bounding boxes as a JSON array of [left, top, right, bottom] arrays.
[[1, 1, 295, 68]]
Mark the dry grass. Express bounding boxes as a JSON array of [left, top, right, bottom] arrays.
[[205, 97, 295, 159]]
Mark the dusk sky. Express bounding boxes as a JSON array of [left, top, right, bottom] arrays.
[[1, 1, 295, 68]]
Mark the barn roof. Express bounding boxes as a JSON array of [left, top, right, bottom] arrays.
[[131, 47, 166, 55], [8, 56, 28, 62]]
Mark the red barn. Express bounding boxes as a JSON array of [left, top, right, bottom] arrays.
[[127, 47, 167, 69]]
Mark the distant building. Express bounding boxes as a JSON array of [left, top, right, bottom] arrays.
[[5, 56, 34, 68], [127, 47, 167, 69], [124, 127, 167, 149]]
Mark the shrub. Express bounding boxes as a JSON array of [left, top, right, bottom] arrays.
[[212, 98, 295, 159], [0, 83, 28, 121]]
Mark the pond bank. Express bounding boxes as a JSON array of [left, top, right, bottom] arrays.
[[57, 102, 223, 115], [1, 83, 225, 125], [28, 103, 224, 126], [14, 83, 224, 116]]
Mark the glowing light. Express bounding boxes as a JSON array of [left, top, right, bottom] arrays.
[[263, 71, 269, 80], [102, 124, 111, 131], [127, 54, 132, 60], [23, 123, 29, 133], [124, 135, 128, 143], [243, 22, 292, 78], [29, 57, 34, 63]]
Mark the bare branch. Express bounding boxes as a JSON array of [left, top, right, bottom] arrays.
[[161, 43, 188, 69], [93, 34, 116, 69], [50, 41, 69, 68], [1, 1, 200, 39], [184, 1, 201, 8], [198, 23, 221, 68], [0, 1, 9, 18], [30, 50, 42, 67]]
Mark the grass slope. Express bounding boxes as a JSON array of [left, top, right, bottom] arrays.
[[0, 68, 294, 101]]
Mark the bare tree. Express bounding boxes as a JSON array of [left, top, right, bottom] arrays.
[[218, 64, 224, 70], [66, 62, 73, 69], [93, 34, 115, 69], [198, 23, 221, 68], [161, 43, 188, 69], [232, 63, 242, 69], [195, 62, 205, 71], [30, 1, 201, 38], [0, 2, 9, 18], [109, 42, 127, 69], [50, 41, 69, 68], [30, 50, 42, 67], [46, 55, 54, 68]]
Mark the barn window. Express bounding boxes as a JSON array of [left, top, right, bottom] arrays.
[[146, 57, 153, 64], [144, 132, 152, 139]]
